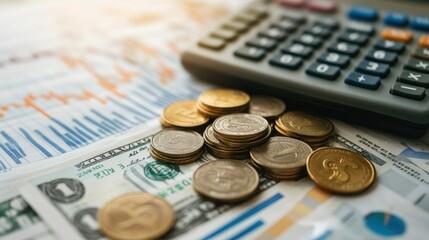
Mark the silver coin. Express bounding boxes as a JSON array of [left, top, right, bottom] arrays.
[[193, 160, 259, 202], [250, 137, 313, 170], [151, 129, 204, 156], [213, 113, 268, 138], [249, 95, 286, 118]]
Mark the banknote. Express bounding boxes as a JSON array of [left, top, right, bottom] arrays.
[[20, 126, 278, 240]]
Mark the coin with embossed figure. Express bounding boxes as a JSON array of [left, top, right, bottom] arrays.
[[278, 111, 333, 138], [151, 129, 204, 157], [162, 100, 209, 128], [193, 160, 259, 203], [249, 95, 286, 119], [213, 113, 268, 139], [307, 147, 376, 194], [98, 192, 175, 240]]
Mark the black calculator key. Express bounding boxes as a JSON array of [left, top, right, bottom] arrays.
[[374, 40, 405, 53], [345, 72, 381, 90], [315, 18, 340, 30], [259, 27, 287, 41], [234, 46, 266, 61], [306, 62, 340, 80], [281, 43, 313, 58], [356, 60, 390, 78], [281, 12, 306, 24], [294, 34, 323, 48], [365, 49, 398, 65], [305, 25, 331, 38], [347, 21, 375, 35], [404, 58, 429, 74], [328, 42, 359, 56], [223, 21, 249, 33], [398, 70, 429, 87], [269, 53, 303, 70], [272, 19, 298, 32], [338, 31, 369, 46], [317, 52, 350, 68], [210, 29, 238, 41], [246, 37, 277, 50], [413, 47, 429, 61], [198, 37, 226, 50], [390, 82, 426, 100]]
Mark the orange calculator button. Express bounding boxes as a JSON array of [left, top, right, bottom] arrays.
[[419, 35, 429, 48], [381, 28, 413, 42]]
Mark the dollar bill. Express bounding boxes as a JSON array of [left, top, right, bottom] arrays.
[[20, 125, 278, 239]]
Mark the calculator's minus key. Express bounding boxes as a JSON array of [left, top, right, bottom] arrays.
[[234, 46, 266, 61], [390, 82, 426, 100], [198, 37, 227, 50], [305, 62, 340, 80]]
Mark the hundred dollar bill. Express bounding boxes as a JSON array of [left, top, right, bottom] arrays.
[[20, 125, 278, 240]]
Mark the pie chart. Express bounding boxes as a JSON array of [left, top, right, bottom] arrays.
[[364, 211, 406, 237]]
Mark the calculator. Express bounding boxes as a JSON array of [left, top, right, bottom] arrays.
[[181, 0, 429, 137]]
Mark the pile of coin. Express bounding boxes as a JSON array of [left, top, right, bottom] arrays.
[[149, 129, 204, 164], [193, 160, 259, 203], [248, 95, 286, 120], [275, 111, 334, 148], [204, 125, 250, 159], [98, 192, 176, 240], [161, 100, 209, 131], [306, 147, 376, 194], [196, 89, 250, 118], [250, 137, 313, 180]]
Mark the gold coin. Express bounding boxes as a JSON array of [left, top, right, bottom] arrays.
[[198, 88, 250, 109], [306, 147, 376, 194], [213, 113, 269, 140], [151, 129, 204, 157], [98, 192, 175, 240], [277, 111, 334, 138], [249, 95, 286, 119], [163, 100, 209, 128]]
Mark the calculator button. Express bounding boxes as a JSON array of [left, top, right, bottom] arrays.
[[306, 62, 340, 80], [211, 29, 238, 41], [234, 13, 259, 26], [305, 25, 332, 38], [328, 42, 359, 56], [272, 19, 298, 32], [390, 82, 426, 100], [346, 22, 374, 35], [419, 36, 429, 48], [381, 28, 413, 43], [356, 60, 390, 78], [315, 18, 340, 30], [246, 5, 269, 19], [384, 12, 408, 27], [307, 0, 337, 13], [246, 37, 277, 50], [294, 34, 323, 48], [281, 43, 313, 58], [405, 58, 429, 74], [374, 40, 405, 53], [276, 0, 306, 8], [348, 6, 378, 22], [317, 52, 350, 68], [338, 31, 369, 46], [410, 17, 429, 32], [234, 46, 266, 61], [365, 49, 398, 65], [259, 27, 288, 41], [269, 53, 303, 70], [198, 37, 226, 50], [398, 70, 429, 88], [345, 72, 381, 90], [413, 47, 429, 61], [281, 13, 306, 24], [223, 21, 249, 33]]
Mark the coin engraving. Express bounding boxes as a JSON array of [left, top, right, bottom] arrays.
[[213, 114, 268, 136], [280, 111, 333, 137], [151, 129, 204, 155]]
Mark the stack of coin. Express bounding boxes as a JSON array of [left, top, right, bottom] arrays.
[[248, 95, 286, 120], [203, 125, 250, 159], [161, 100, 209, 131], [275, 111, 334, 148], [250, 137, 312, 180], [150, 129, 204, 164], [307, 147, 376, 194], [196, 88, 250, 118], [193, 160, 259, 203], [98, 192, 175, 240]]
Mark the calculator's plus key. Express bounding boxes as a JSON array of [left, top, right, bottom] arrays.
[[259, 27, 288, 41], [272, 19, 298, 32], [198, 37, 226, 50], [410, 16, 429, 32], [338, 31, 369, 46], [374, 39, 405, 53], [269, 53, 303, 70], [315, 18, 340, 30], [306, 0, 337, 13], [305, 25, 332, 38], [294, 34, 323, 48], [348, 6, 378, 22], [234, 46, 266, 61], [281, 12, 306, 24], [381, 28, 413, 43], [365, 49, 398, 65], [246, 37, 277, 50], [384, 12, 408, 27], [306, 62, 340, 80], [398, 70, 429, 88], [210, 29, 238, 41], [346, 22, 375, 35], [317, 52, 350, 68], [413, 47, 429, 61], [356, 60, 390, 78], [404, 58, 429, 74], [345, 72, 381, 90], [281, 43, 313, 58], [390, 82, 426, 100], [328, 42, 359, 57]]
